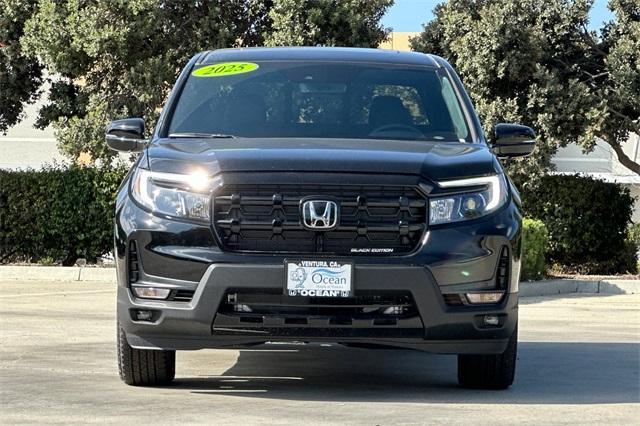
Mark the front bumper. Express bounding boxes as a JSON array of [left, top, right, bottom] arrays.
[[118, 262, 518, 354], [115, 179, 522, 354]]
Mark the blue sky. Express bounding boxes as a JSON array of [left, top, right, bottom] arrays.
[[382, 0, 615, 32]]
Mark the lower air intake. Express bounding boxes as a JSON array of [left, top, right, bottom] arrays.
[[128, 240, 139, 283]]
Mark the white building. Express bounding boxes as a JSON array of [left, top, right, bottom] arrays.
[[0, 88, 65, 170], [552, 135, 640, 222]]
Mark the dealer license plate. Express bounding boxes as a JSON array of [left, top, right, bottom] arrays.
[[285, 260, 353, 297]]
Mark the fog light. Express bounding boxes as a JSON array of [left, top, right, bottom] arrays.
[[382, 306, 403, 315], [465, 291, 504, 304], [483, 314, 500, 326], [135, 310, 153, 321], [132, 286, 171, 299]]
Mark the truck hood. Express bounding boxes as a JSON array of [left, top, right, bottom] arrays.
[[145, 137, 501, 181]]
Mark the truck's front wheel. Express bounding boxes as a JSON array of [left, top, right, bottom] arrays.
[[117, 325, 175, 386], [457, 326, 517, 389]]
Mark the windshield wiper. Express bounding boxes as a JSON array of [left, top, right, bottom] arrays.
[[168, 132, 236, 139]]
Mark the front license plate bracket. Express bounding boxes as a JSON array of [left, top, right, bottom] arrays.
[[285, 260, 353, 297]]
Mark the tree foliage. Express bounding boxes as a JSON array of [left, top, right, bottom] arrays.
[[0, 0, 43, 133], [411, 0, 640, 184], [11, 0, 390, 162], [265, 0, 392, 47]]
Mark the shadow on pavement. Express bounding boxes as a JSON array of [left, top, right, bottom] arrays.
[[171, 341, 640, 404]]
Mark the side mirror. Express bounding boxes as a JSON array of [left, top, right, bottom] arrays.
[[105, 118, 147, 152], [491, 123, 536, 157]]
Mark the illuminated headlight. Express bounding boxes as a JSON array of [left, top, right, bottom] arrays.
[[429, 174, 508, 225], [131, 168, 220, 221]]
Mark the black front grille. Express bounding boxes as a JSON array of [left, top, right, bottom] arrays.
[[212, 184, 427, 254]]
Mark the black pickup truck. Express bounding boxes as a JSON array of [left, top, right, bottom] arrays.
[[107, 47, 535, 389]]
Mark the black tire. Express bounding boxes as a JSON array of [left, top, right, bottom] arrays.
[[457, 326, 517, 389], [117, 326, 175, 386]]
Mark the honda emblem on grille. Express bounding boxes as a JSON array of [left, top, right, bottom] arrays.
[[301, 199, 339, 230]]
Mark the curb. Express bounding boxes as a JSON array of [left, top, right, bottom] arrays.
[[0, 265, 116, 282], [519, 279, 638, 297], [1, 266, 637, 296]]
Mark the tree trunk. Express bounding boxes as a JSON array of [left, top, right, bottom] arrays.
[[606, 139, 640, 176]]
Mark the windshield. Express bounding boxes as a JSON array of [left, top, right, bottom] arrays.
[[168, 61, 472, 142]]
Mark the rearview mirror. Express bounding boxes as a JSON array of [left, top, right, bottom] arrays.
[[491, 123, 535, 158], [105, 118, 147, 152]]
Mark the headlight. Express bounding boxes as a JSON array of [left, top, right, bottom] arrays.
[[429, 174, 508, 225], [130, 168, 219, 221]]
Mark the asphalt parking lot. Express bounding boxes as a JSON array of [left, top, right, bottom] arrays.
[[1, 280, 638, 425]]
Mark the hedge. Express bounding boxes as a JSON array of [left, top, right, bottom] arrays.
[[0, 165, 126, 266], [628, 223, 640, 250], [521, 218, 549, 280], [1, 166, 637, 276], [521, 174, 637, 275]]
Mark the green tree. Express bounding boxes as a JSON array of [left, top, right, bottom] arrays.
[[411, 0, 640, 183], [17, 0, 391, 163], [265, 0, 391, 47], [21, 0, 272, 162], [0, 0, 43, 133]]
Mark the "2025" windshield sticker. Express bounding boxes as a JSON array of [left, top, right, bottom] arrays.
[[192, 62, 259, 77]]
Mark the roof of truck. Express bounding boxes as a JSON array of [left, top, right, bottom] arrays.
[[200, 46, 441, 67]]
